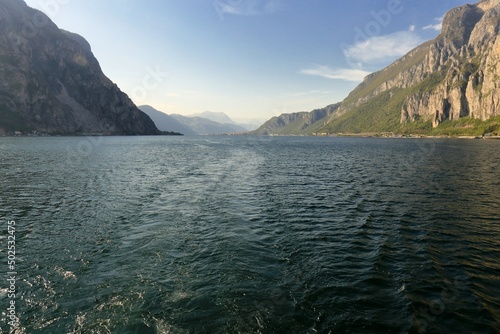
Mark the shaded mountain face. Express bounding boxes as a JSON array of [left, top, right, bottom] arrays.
[[252, 104, 340, 135], [189, 111, 236, 125], [170, 114, 247, 135], [256, 0, 500, 135], [139, 105, 197, 135], [0, 0, 159, 135], [189, 111, 258, 131], [140, 105, 248, 135]]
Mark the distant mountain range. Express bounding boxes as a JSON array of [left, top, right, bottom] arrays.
[[138, 105, 197, 135], [4, 0, 499, 137], [255, 0, 500, 137], [0, 0, 162, 135], [185, 112, 264, 131], [139, 105, 250, 135], [189, 111, 237, 125]]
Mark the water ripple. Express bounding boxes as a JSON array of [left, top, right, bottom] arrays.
[[0, 136, 498, 333]]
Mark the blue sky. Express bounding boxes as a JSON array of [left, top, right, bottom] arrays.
[[24, 0, 470, 121]]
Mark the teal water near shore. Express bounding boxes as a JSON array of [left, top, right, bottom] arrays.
[[0, 136, 499, 333]]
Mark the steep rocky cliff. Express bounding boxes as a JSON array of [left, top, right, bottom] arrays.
[[0, 0, 160, 135], [400, 0, 500, 127], [320, 0, 500, 134], [257, 0, 500, 136], [252, 103, 340, 135]]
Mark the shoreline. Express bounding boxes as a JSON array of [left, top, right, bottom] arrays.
[[2, 132, 500, 140], [267, 132, 500, 140], [310, 131, 500, 139]]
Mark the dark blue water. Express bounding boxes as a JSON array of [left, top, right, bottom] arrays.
[[0, 136, 499, 333]]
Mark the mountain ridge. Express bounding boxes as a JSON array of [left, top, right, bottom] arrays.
[[254, 0, 500, 137], [170, 114, 247, 135], [189, 111, 236, 125], [252, 103, 340, 135], [140, 105, 248, 135], [188, 111, 260, 131], [0, 0, 161, 135], [139, 105, 197, 135]]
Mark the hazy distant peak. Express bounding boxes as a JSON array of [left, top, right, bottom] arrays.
[[189, 111, 237, 125]]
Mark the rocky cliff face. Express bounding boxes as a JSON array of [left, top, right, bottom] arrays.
[[328, 0, 500, 130], [253, 103, 340, 135], [256, 0, 500, 136], [400, 0, 500, 127], [0, 0, 160, 135]]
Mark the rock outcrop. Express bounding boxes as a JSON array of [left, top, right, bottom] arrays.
[[256, 0, 500, 135], [329, 0, 500, 131], [252, 103, 340, 135], [0, 0, 160, 135], [399, 0, 500, 127]]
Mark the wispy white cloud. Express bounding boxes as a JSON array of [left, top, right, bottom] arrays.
[[343, 31, 424, 65], [302, 27, 425, 83], [300, 65, 371, 82], [423, 16, 444, 31], [214, 0, 282, 17]]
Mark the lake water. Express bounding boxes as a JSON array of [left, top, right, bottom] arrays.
[[0, 136, 499, 333]]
